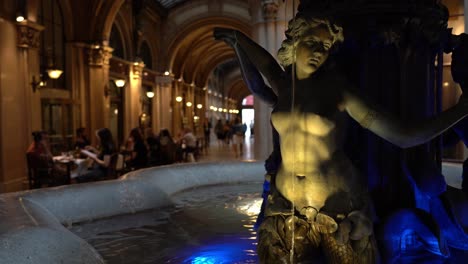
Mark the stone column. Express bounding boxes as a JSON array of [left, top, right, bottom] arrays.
[[172, 80, 183, 134], [85, 44, 113, 145], [157, 77, 172, 132], [125, 60, 145, 135], [0, 20, 44, 192], [250, 0, 295, 160]]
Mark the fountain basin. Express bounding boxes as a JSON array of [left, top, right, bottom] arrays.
[[0, 161, 264, 264]]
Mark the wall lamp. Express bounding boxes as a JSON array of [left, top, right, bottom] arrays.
[[46, 69, 63, 79], [175, 96, 183, 102], [31, 75, 46, 93], [114, 79, 126, 88], [16, 14, 25, 22], [146, 90, 155, 98]]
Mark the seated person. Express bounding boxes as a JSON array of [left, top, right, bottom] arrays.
[[125, 127, 148, 170], [145, 127, 160, 166], [74, 127, 90, 149], [26, 131, 67, 187], [76, 128, 115, 182], [158, 129, 176, 165]]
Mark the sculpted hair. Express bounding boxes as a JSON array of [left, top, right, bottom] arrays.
[[277, 14, 344, 68]]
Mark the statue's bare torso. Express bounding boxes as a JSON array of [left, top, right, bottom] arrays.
[[272, 76, 368, 215]]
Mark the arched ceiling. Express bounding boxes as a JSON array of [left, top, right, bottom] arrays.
[[215, 60, 251, 106], [168, 16, 252, 104], [153, 0, 189, 9]]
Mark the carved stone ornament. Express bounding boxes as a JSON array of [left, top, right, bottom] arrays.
[[262, 0, 279, 21], [16, 22, 44, 49], [132, 61, 145, 80], [87, 45, 113, 66]]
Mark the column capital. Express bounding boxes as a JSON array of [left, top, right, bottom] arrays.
[[16, 21, 44, 49], [131, 60, 145, 80], [86, 44, 113, 67], [262, 0, 280, 21]]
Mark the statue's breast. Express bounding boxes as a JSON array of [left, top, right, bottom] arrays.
[[271, 111, 336, 137]]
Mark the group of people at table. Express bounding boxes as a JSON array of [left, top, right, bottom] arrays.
[[25, 126, 185, 188]]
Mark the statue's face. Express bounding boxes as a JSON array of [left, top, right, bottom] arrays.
[[295, 26, 333, 79]]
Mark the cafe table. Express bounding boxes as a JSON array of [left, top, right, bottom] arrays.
[[53, 155, 91, 184]]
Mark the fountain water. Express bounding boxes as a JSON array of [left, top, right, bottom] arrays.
[[0, 161, 264, 263]]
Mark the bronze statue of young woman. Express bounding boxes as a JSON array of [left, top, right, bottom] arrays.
[[215, 12, 468, 264]]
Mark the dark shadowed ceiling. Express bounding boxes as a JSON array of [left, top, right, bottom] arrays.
[[153, 0, 189, 9]]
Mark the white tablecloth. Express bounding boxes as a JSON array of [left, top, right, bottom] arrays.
[[53, 156, 92, 179]]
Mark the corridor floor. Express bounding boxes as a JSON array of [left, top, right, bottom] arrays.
[[196, 133, 256, 163]]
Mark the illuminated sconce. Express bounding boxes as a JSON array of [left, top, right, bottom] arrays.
[[47, 69, 63, 79], [114, 79, 126, 88], [196, 104, 203, 109], [164, 71, 170, 76], [31, 75, 46, 93], [16, 0, 26, 23], [186, 102, 192, 107], [146, 91, 155, 98], [175, 96, 183, 102], [16, 15, 25, 22]]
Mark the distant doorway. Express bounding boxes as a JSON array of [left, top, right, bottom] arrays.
[[241, 109, 254, 138], [241, 95, 254, 138]]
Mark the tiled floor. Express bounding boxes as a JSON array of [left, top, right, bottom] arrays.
[[196, 133, 256, 163]]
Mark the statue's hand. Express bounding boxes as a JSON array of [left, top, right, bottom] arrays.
[[213, 27, 237, 46], [451, 33, 468, 90]]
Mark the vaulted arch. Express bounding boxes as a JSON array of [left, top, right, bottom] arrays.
[[167, 16, 251, 87]]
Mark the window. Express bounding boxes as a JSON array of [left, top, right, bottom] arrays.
[[42, 99, 73, 154], [110, 26, 125, 59], [140, 42, 153, 69], [38, 0, 65, 90]]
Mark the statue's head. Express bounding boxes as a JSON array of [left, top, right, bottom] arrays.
[[277, 14, 344, 72]]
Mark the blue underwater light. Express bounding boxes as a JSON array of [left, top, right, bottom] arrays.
[[183, 236, 258, 264]]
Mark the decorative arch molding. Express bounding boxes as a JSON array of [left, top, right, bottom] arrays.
[[92, 0, 126, 42], [227, 79, 250, 107], [138, 38, 154, 70], [198, 53, 236, 87], [167, 16, 251, 77], [109, 12, 133, 60], [56, 0, 73, 41]]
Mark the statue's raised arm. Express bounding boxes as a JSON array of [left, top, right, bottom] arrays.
[[214, 27, 284, 103], [344, 33, 468, 148]]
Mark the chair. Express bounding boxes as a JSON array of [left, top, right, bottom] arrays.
[[106, 153, 126, 179], [26, 153, 54, 189]]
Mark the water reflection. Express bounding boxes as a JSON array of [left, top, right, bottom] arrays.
[[70, 183, 263, 263]]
